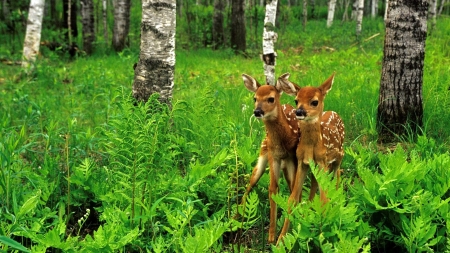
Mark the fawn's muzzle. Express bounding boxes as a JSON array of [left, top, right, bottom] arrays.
[[296, 108, 307, 119], [254, 108, 264, 118]]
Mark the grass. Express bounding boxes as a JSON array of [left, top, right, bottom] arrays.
[[1, 14, 450, 252]]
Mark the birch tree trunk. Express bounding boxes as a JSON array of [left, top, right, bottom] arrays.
[[429, 0, 437, 33], [371, 0, 376, 17], [438, 0, 446, 15], [103, 0, 108, 44], [377, 0, 428, 143], [355, 0, 364, 38], [132, 0, 176, 106], [80, 0, 95, 55], [384, 0, 389, 21], [231, 0, 246, 52], [327, 0, 337, 27], [22, 0, 45, 70], [262, 0, 278, 85], [112, 0, 131, 52]]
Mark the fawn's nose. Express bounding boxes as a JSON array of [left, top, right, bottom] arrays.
[[254, 108, 264, 118], [296, 108, 307, 118]]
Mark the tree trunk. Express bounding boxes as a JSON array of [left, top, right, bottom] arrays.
[[371, 0, 376, 17], [327, 0, 337, 27], [22, 0, 45, 70], [231, 0, 246, 52], [63, 0, 78, 42], [103, 0, 108, 44], [212, 0, 224, 50], [342, 0, 350, 22], [429, 0, 437, 33], [377, 0, 428, 143], [438, 0, 446, 15], [384, 0, 389, 21], [112, 0, 131, 52], [132, 0, 176, 106], [303, 0, 307, 31], [310, 0, 316, 18], [81, 0, 95, 54], [262, 0, 277, 85], [355, 0, 364, 38], [351, 0, 357, 19]]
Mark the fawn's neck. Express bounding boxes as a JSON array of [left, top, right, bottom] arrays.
[[299, 119, 322, 146]]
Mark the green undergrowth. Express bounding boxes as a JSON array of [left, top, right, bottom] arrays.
[[1, 17, 450, 252]]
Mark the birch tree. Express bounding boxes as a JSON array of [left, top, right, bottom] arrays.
[[377, 0, 428, 143], [355, 0, 364, 38], [103, 0, 108, 44], [326, 0, 337, 27], [80, 0, 95, 55], [132, 0, 176, 106], [112, 0, 131, 52], [262, 0, 278, 85], [384, 0, 389, 21], [22, 0, 45, 70], [429, 0, 437, 33]]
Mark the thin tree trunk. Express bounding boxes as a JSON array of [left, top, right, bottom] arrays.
[[429, 0, 437, 33], [377, 0, 428, 143], [22, 0, 45, 70], [351, 0, 357, 19], [262, 0, 278, 85], [212, 0, 224, 49], [371, 0, 376, 17], [438, 0, 446, 15], [342, 0, 350, 22], [310, 0, 316, 18], [231, 0, 246, 52], [81, 0, 95, 54], [112, 0, 131, 51], [132, 0, 176, 106], [103, 0, 108, 44], [303, 0, 307, 31], [327, 0, 337, 27], [355, 0, 364, 38], [384, 0, 389, 21]]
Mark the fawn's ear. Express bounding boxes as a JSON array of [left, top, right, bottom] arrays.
[[277, 73, 300, 96], [319, 72, 336, 96], [242, 74, 261, 93]]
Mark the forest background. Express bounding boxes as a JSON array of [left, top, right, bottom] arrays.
[[1, 0, 450, 252]]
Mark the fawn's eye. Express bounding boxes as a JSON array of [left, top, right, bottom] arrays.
[[294, 100, 298, 106], [311, 100, 319, 106], [268, 97, 275, 103], [253, 97, 256, 102]]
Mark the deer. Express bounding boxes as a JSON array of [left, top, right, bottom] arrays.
[[276, 72, 345, 244], [241, 73, 319, 244]]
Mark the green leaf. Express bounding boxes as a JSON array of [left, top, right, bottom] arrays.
[[0, 236, 31, 253]]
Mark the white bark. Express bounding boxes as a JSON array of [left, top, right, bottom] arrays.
[[262, 0, 278, 85], [384, 0, 389, 21], [356, 0, 364, 37], [429, 0, 437, 31], [22, 0, 45, 70], [327, 0, 337, 27], [103, 0, 108, 43], [438, 0, 446, 15], [371, 0, 376, 17], [133, 0, 176, 104]]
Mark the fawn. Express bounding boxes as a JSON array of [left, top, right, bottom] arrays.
[[276, 72, 345, 244], [241, 73, 318, 244]]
